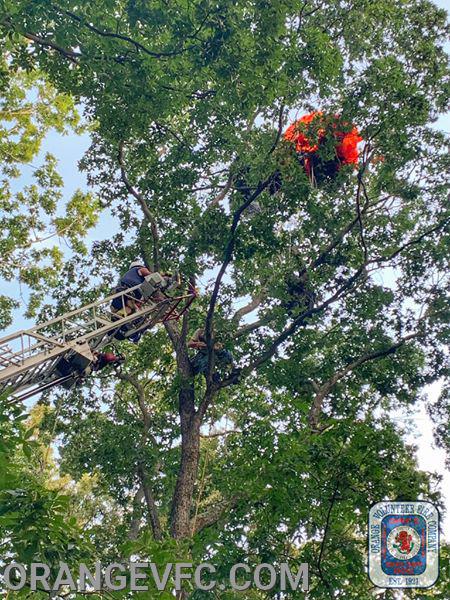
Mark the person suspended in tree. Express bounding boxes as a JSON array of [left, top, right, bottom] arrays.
[[282, 271, 316, 316], [233, 112, 362, 206], [188, 328, 234, 379]]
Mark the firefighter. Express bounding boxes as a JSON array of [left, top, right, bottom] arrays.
[[55, 350, 124, 388], [110, 260, 154, 317], [110, 260, 178, 343], [91, 351, 125, 372]]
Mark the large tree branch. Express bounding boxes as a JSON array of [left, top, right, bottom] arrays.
[[203, 177, 271, 390], [137, 465, 163, 540], [118, 372, 162, 539], [372, 216, 450, 265], [208, 171, 234, 207], [237, 263, 369, 378], [191, 495, 241, 535], [235, 314, 275, 337], [170, 391, 200, 538], [118, 372, 153, 434], [195, 176, 272, 419], [56, 7, 199, 59], [355, 171, 369, 262], [232, 289, 267, 324], [0, 19, 81, 63], [118, 141, 160, 270], [227, 211, 448, 386], [128, 485, 145, 541], [317, 479, 340, 600], [197, 384, 219, 422], [306, 167, 373, 273], [308, 331, 422, 429], [200, 429, 241, 438], [166, 289, 200, 539], [164, 319, 193, 377], [268, 101, 286, 154]]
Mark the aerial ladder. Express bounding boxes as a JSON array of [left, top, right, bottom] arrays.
[[0, 273, 197, 403]]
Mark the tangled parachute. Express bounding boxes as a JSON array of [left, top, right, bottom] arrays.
[[283, 112, 362, 184]]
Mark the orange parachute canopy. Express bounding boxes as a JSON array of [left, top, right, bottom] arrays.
[[283, 112, 362, 177]]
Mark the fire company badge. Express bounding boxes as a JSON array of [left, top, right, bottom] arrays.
[[369, 501, 439, 588]]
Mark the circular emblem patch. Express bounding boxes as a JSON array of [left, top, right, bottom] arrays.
[[387, 526, 421, 560]]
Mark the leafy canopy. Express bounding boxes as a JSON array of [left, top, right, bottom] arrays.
[[0, 0, 449, 598]]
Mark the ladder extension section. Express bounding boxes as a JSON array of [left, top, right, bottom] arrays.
[[0, 279, 197, 400]]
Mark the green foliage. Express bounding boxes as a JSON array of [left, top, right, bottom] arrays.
[[0, 66, 100, 327], [0, 400, 88, 571], [0, 1, 449, 598]]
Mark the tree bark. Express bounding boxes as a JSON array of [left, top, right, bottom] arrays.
[[170, 384, 201, 539]]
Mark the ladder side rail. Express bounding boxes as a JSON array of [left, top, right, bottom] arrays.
[[70, 301, 161, 345], [55, 317, 107, 340], [0, 283, 145, 347], [0, 334, 66, 370], [0, 277, 193, 348], [0, 347, 22, 367], [29, 331, 66, 348], [29, 285, 143, 335], [29, 287, 140, 342], [45, 293, 155, 343], [0, 285, 139, 360], [117, 300, 171, 338], [0, 297, 148, 380], [0, 300, 160, 386], [0, 343, 73, 385], [9, 374, 75, 404], [0, 282, 197, 397], [0, 286, 193, 368], [6, 358, 56, 390]]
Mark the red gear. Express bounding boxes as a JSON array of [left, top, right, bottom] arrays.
[[283, 112, 362, 177], [101, 352, 120, 363]]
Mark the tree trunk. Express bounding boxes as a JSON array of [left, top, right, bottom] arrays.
[[170, 384, 201, 539]]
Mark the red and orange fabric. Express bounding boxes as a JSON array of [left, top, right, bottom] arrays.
[[283, 112, 362, 177]]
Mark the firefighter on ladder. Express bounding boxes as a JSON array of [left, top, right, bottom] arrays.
[[110, 259, 179, 343]]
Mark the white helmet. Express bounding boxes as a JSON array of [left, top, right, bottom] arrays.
[[130, 259, 145, 269]]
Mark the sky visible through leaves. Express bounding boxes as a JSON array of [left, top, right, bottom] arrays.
[[0, 4, 449, 596], [3, 101, 449, 540]]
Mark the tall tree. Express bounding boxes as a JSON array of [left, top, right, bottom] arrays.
[[0, 0, 449, 597]]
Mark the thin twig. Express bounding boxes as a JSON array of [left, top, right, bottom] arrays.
[[268, 101, 286, 154], [59, 7, 197, 59], [118, 141, 160, 270]]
